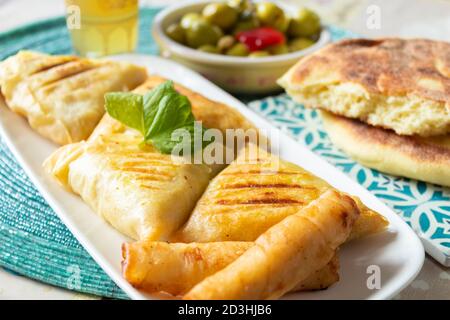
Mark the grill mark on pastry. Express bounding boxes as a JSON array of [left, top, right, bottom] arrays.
[[139, 184, 162, 190], [199, 204, 301, 215], [40, 63, 98, 87], [107, 151, 171, 161], [110, 157, 179, 169], [215, 198, 303, 205], [118, 166, 174, 177], [136, 175, 173, 182], [110, 150, 167, 157], [120, 160, 176, 168], [103, 138, 142, 145], [221, 183, 317, 190], [30, 59, 77, 75]]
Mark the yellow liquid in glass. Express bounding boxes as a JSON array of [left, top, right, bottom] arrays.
[[65, 0, 138, 57]]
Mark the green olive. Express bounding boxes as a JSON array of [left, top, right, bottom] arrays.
[[256, 2, 289, 32], [288, 7, 321, 37], [165, 23, 186, 44], [186, 21, 223, 48], [267, 43, 289, 55], [217, 35, 236, 52], [275, 16, 290, 33], [180, 12, 205, 29], [240, 8, 254, 19], [202, 3, 238, 30], [226, 43, 249, 56], [198, 44, 221, 54], [249, 50, 270, 57], [288, 38, 315, 52], [227, 0, 254, 13], [232, 17, 260, 34]]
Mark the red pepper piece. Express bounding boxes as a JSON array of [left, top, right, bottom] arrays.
[[236, 27, 286, 52]]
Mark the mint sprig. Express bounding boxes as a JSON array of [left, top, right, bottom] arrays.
[[105, 81, 209, 155]]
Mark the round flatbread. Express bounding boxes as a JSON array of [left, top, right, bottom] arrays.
[[279, 38, 450, 137], [320, 110, 450, 187]]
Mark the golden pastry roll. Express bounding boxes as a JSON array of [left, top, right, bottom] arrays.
[[296, 253, 339, 291], [122, 241, 249, 296], [122, 241, 339, 296], [184, 190, 359, 300]]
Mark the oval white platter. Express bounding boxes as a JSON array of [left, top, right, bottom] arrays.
[[0, 54, 424, 300]]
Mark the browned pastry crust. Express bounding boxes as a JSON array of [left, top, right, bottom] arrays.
[[279, 38, 450, 137], [320, 110, 450, 186], [289, 38, 450, 104]]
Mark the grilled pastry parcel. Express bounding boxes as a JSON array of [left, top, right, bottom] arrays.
[[44, 77, 255, 240], [0, 51, 147, 145], [44, 117, 214, 240], [279, 38, 450, 137], [174, 143, 388, 242]]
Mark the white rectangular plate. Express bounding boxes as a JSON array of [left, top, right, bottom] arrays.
[[0, 54, 424, 300]]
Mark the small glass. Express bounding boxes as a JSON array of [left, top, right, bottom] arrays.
[[65, 0, 139, 57]]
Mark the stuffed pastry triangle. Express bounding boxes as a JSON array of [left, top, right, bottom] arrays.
[[44, 116, 213, 240], [174, 143, 388, 242], [44, 78, 255, 240], [0, 50, 147, 144]]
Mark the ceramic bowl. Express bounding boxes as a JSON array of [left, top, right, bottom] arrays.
[[152, 0, 330, 94]]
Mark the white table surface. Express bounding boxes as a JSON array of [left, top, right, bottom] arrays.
[[0, 0, 449, 300]]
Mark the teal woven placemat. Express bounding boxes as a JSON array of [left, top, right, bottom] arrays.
[[1, 7, 448, 300]]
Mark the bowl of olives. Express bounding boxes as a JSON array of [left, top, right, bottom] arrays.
[[152, 0, 330, 94]]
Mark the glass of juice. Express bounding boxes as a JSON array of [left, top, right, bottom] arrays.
[[65, 0, 138, 57]]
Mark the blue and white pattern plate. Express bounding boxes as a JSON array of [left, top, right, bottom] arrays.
[[248, 95, 450, 266]]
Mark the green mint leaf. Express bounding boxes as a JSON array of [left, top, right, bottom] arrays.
[[144, 92, 195, 140], [152, 124, 212, 158], [106, 80, 212, 156], [105, 92, 144, 134], [142, 81, 201, 155], [150, 124, 196, 155], [142, 80, 177, 133]]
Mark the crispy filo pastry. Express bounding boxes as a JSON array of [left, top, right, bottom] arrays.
[[174, 143, 388, 242], [44, 79, 255, 240], [278, 38, 450, 137], [44, 124, 212, 240], [184, 190, 359, 300], [0, 50, 147, 145], [122, 241, 339, 296]]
